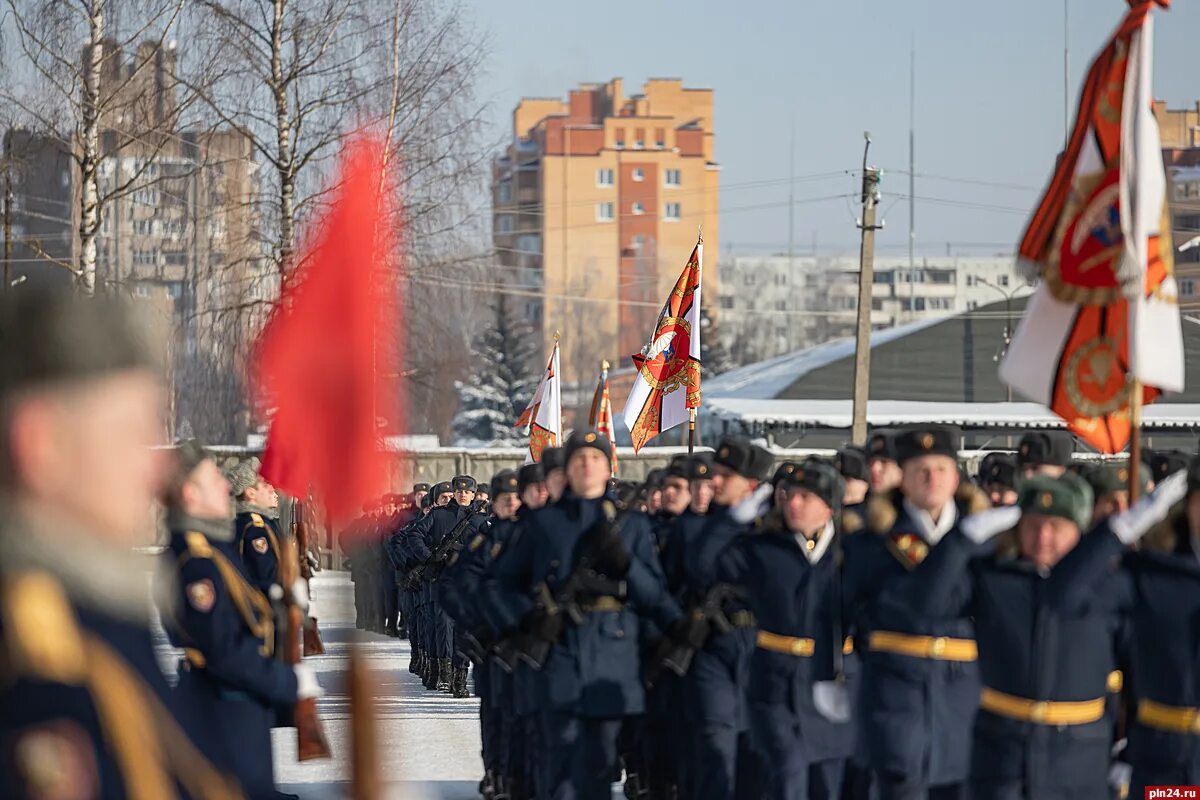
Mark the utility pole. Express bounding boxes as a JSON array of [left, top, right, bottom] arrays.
[[852, 134, 882, 444], [787, 119, 795, 273], [909, 35, 916, 274], [2, 142, 11, 291], [1064, 0, 1070, 142]]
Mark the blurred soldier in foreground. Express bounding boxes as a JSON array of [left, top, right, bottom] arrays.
[[0, 289, 240, 799], [160, 442, 321, 800]]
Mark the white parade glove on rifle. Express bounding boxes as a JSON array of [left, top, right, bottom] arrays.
[[291, 577, 311, 617], [294, 662, 324, 700], [1110, 469, 1188, 545], [960, 506, 1022, 545]]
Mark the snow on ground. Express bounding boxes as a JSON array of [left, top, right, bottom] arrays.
[[274, 572, 485, 799]]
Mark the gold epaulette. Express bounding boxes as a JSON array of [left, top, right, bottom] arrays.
[[1, 572, 87, 684], [248, 513, 266, 528], [184, 531, 213, 559]]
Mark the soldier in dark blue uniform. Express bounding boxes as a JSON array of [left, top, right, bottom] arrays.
[[1015, 431, 1073, 480], [1150, 450, 1189, 490], [0, 289, 242, 799], [228, 459, 284, 598], [678, 436, 774, 800], [1081, 462, 1150, 523], [979, 453, 1018, 507], [495, 431, 682, 800], [842, 425, 990, 800], [542, 446, 568, 503], [408, 480, 452, 685], [717, 458, 854, 800], [895, 471, 1132, 799], [161, 443, 322, 800], [1051, 464, 1198, 797], [835, 446, 870, 516], [866, 429, 902, 495]]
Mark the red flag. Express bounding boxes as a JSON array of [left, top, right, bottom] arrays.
[[254, 137, 399, 521]]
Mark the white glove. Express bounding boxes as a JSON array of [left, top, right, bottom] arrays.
[[294, 662, 324, 700], [1110, 468, 1188, 545], [1107, 761, 1132, 795], [291, 578, 311, 617], [960, 506, 1022, 545], [813, 680, 852, 724], [731, 483, 775, 525]]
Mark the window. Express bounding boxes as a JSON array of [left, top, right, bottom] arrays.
[[517, 234, 541, 254], [497, 181, 513, 203], [968, 300, 978, 310], [664, 169, 681, 187], [999, 274, 1010, 287], [775, 300, 787, 310], [596, 202, 614, 222], [632, 201, 645, 215], [632, 168, 645, 182], [965, 275, 974, 286], [614, 128, 625, 149], [633, 129, 645, 150], [496, 214, 514, 233], [1180, 278, 1196, 296], [164, 252, 187, 267], [596, 168, 614, 187], [655, 128, 666, 149], [720, 296, 734, 309], [664, 202, 681, 221], [134, 249, 156, 266]]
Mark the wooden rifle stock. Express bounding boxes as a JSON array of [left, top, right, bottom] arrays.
[[349, 644, 380, 800], [295, 502, 326, 657], [280, 537, 331, 761]]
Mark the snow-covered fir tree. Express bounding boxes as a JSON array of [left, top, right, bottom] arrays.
[[700, 305, 736, 376], [451, 297, 541, 446]]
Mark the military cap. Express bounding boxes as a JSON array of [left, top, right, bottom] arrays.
[[541, 446, 566, 473], [413, 482, 431, 493], [518, 463, 545, 492], [782, 457, 846, 512], [613, 480, 642, 510], [835, 446, 870, 483], [665, 454, 691, 480], [713, 436, 774, 481], [1016, 431, 1074, 468], [1150, 450, 1189, 483], [981, 453, 1017, 490], [224, 456, 261, 497], [476, 486, 491, 500], [430, 480, 452, 498], [420, 493, 432, 510], [451, 475, 477, 492], [0, 286, 161, 397], [1017, 472, 1093, 530], [362, 501, 374, 513], [686, 453, 714, 481], [866, 429, 899, 462], [384, 493, 402, 505], [643, 468, 667, 490], [563, 429, 614, 467], [490, 469, 519, 496], [894, 426, 957, 465], [772, 461, 798, 485], [1081, 462, 1150, 498]]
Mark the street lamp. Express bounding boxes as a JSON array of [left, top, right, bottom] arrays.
[[974, 276, 1023, 402]]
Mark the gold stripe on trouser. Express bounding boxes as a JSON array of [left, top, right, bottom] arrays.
[[1137, 698, 1200, 735], [979, 687, 1105, 725], [757, 631, 814, 657], [867, 630, 978, 661], [581, 596, 623, 612]]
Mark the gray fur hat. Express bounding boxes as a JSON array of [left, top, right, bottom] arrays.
[[223, 456, 261, 497]]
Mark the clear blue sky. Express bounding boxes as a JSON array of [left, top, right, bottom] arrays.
[[464, 0, 1200, 259]]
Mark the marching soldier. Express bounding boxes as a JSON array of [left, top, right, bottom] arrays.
[[1081, 463, 1150, 522], [542, 447, 568, 503], [866, 430, 902, 495], [896, 472, 1128, 799], [0, 289, 241, 799], [678, 436, 774, 800], [1149, 450, 1189, 488], [717, 458, 854, 800], [842, 425, 990, 800], [161, 442, 322, 800], [1015, 431, 1074, 480], [979, 454, 1019, 507], [1052, 463, 1198, 796], [494, 431, 683, 800], [835, 446, 870, 514], [228, 459, 284, 597]]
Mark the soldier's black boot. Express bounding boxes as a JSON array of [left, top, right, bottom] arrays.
[[452, 666, 470, 698], [409, 649, 422, 676], [491, 774, 509, 800], [437, 658, 452, 691], [422, 656, 439, 690], [479, 770, 496, 799]]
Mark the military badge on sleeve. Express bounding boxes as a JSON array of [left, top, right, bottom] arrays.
[[251, 537, 269, 555], [14, 721, 97, 800], [186, 579, 216, 613]]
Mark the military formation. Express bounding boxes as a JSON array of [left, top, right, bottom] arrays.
[[347, 426, 1200, 800], [3, 282, 1200, 800]]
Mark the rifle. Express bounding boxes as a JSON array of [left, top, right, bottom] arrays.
[[348, 643, 380, 800], [294, 501, 325, 657], [644, 582, 740, 688], [279, 536, 331, 761], [423, 500, 489, 578]]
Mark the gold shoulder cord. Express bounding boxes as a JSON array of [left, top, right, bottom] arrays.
[[178, 534, 275, 657]]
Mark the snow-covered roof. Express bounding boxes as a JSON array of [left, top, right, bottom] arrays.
[[702, 398, 1200, 431], [705, 314, 953, 400]]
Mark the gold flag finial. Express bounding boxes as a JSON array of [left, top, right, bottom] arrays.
[[697, 225, 703, 245], [601, 359, 610, 371], [553, 330, 561, 343]]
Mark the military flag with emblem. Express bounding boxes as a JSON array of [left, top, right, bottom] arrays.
[[515, 333, 562, 464], [622, 232, 703, 453], [999, 0, 1182, 456], [588, 360, 619, 474]]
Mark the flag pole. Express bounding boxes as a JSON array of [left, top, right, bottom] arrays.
[[1128, 379, 1144, 502], [692, 225, 702, 456]]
